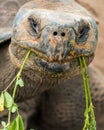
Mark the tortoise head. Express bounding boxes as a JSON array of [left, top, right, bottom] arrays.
[[9, 1, 98, 81]]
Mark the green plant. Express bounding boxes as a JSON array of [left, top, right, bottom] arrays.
[[0, 50, 31, 130], [0, 52, 96, 130], [79, 56, 96, 130]]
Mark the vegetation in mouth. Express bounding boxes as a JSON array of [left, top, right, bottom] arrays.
[[79, 56, 96, 130], [0, 50, 31, 130], [0, 49, 96, 130]]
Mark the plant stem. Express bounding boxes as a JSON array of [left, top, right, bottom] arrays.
[[4, 76, 17, 92], [12, 50, 31, 99], [7, 50, 31, 127], [79, 57, 89, 112], [8, 110, 11, 126], [79, 57, 89, 130], [79, 56, 96, 130], [82, 56, 92, 103]]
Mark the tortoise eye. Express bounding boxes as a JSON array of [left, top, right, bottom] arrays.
[[76, 26, 90, 44], [28, 17, 39, 34]]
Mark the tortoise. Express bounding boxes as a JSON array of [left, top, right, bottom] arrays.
[[0, 0, 104, 130]]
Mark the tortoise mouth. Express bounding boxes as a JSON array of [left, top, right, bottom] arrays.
[[35, 55, 93, 73], [19, 44, 94, 73], [9, 42, 94, 74]]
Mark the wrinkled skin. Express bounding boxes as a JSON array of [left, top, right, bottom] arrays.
[[0, 0, 104, 130]]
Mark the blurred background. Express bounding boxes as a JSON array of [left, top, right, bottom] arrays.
[[77, 0, 104, 74]]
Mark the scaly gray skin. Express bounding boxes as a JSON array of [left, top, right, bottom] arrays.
[[0, 0, 104, 130]]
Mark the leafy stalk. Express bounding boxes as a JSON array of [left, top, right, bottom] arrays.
[[12, 50, 31, 99], [79, 56, 96, 130], [0, 50, 31, 130]]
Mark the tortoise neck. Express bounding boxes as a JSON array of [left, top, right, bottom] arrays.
[[0, 44, 17, 92]]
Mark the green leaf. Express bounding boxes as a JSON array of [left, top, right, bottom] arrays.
[[3, 128, 8, 130], [1, 121, 6, 127], [4, 91, 13, 108], [9, 115, 24, 130], [9, 118, 17, 130], [18, 115, 24, 130], [16, 78, 24, 87], [11, 104, 18, 113]]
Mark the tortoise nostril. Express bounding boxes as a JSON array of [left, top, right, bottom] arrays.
[[53, 31, 58, 36], [53, 31, 66, 37], [61, 32, 65, 37]]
